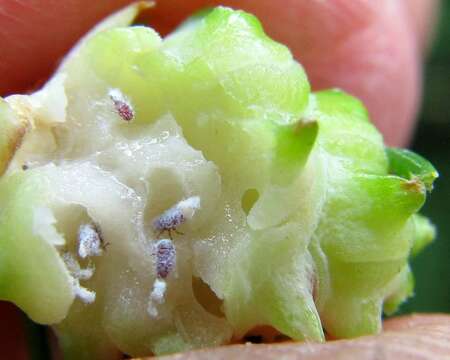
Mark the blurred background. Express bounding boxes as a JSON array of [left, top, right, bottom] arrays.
[[400, 0, 450, 315]]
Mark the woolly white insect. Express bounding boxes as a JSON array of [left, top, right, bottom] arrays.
[[62, 222, 106, 304], [108, 88, 134, 121], [147, 279, 167, 318], [62, 252, 95, 280], [72, 280, 96, 304], [152, 196, 201, 239], [62, 252, 96, 304], [153, 239, 177, 278], [148, 195, 199, 317], [77, 223, 107, 259], [147, 239, 176, 318]]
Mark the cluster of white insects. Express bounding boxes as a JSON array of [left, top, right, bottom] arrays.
[[64, 88, 134, 303], [63, 195, 201, 313], [147, 196, 201, 318], [64, 89, 134, 304], [62, 222, 107, 304], [63, 89, 201, 314]]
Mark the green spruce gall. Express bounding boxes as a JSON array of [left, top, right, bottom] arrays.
[[0, 3, 438, 359]]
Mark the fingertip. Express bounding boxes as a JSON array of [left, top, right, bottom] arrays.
[[136, 0, 209, 35], [0, 0, 134, 95], [403, 0, 441, 53], [383, 313, 450, 331], [158, 314, 450, 360]]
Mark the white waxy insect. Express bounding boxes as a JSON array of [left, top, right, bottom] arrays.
[[72, 280, 96, 304], [154, 239, 176, 279], [62, 252, 96, 304], [78, 223, 105, 259], [108, 88, 134, 121], [152, 196, 201, 239], [147, 278, 167, 318], [147, 239, 176, 318], [62, 252, 94, 280]]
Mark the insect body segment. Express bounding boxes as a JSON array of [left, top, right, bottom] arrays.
[[154, 239, 176, 279], [68, 222, 108, 304], [62, 252, 94, 280], [72, 281, 96, 304], [62, 252, 96, 304], [78, 223, 105, 259], [148, 239, 176, 318], [148, 197, 199, 317], [152, 196, 201, 239], [108, 88, 134, 121]]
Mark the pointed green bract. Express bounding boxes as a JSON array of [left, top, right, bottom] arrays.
[[0, 4, 437, 358], [387, 147, 439, 191], [318, 174, 425, 262], [302, 89, 433, 336]]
